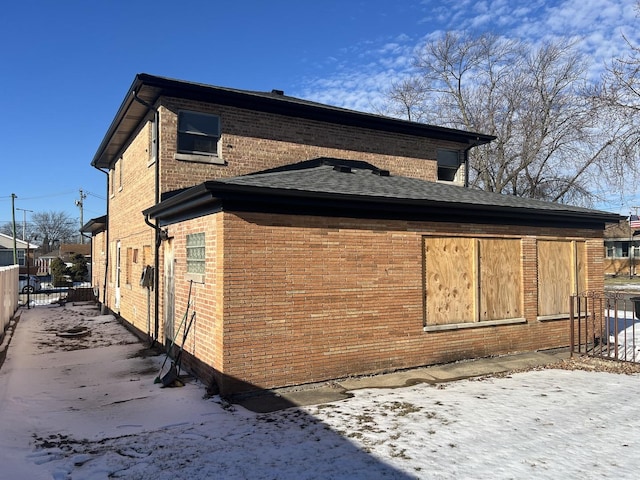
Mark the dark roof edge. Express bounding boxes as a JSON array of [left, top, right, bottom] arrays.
[[135, 73, 495, 142], [80, 215, 107, 234], [145, 181, 621, 228], [93, 73, 495, 168]]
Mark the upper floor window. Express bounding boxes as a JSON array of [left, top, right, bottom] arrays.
[[437, 149, 461, 182], [177, 111, 220, 157]]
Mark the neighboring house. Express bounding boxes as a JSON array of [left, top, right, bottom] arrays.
[[0, 232, 38, 273], [603, 220, 640, 277], [36, 250, 59, 276], [90, 73, 620, 396], [36, 243, 92, 277]]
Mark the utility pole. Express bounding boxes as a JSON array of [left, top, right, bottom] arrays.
[[75, 188, 87, 244], [11, 193, 17, 264], [15, 207, 33, 240]]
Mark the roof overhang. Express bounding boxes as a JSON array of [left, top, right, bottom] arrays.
[[81, 215, 107, 235], [144, 181, 622, 230]]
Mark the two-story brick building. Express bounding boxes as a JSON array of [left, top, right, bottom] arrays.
[[89, 73, 620, 395]]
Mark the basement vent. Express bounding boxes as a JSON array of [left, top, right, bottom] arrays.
[[333, 165, 352, 173]]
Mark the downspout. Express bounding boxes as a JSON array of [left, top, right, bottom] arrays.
[[144, 212, 163, 345], [133, 91, 162, 344], [463, 137, 480, 188]]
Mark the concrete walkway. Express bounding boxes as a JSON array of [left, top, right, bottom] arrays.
[[233, 349, 571, 413], [1, 303, 570, 416]]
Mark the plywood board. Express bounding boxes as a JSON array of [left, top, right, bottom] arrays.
[[538, 240, 572, 316], [576, 241, 586, 294], [479, 239, 522, 320], [425, 237, 475, 325]]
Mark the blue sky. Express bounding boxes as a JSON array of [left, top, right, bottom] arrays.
[[1, 0, 638, 230]]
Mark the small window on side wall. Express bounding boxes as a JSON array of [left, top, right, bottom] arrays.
[[186, 232, 205, 282], [437, 149, 460, 182], [177, 111, 220, 157]]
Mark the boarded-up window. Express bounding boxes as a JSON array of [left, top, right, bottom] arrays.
[[125, 247, 133, 285], [537, 240, 586, 317], [142, 245, 152, 266], [424, 237, 522, 326], [479, 238, 522, 321], [425, 237, 475, 325]]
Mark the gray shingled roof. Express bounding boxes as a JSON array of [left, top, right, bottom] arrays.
[[216, 159, 616, 219]]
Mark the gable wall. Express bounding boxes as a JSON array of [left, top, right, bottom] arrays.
[[105, 121, 157, 331], [102, 93, 470, 340], [162, 210, 604, 395], [157, 97, 466, 193]]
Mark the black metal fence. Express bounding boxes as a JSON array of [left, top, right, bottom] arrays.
[[570, 292, 640, 363], [19, 287, 97, 309]]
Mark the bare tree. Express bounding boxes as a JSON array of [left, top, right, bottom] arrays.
[[590, 19, 640, 200], [14, 211, 78, 253], [1, 210, 77, 252], [384, 32, 631, 205]]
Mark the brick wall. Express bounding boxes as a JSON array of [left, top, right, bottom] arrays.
[[100, 92, 607, 396], [90, 230, 107, 303], [156, 97, 459, 194], [106, 120, 157, 333], [211, 211, 603, 394], [103, 93, 464, 335]]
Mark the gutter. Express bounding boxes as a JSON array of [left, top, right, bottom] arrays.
[[463, 137, 480, 188], [145, 181, 622, 229]]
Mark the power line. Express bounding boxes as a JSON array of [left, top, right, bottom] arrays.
[[85, 190, 106, 200]]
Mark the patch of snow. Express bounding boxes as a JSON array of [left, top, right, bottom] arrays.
[[1, 305, 640, 479]]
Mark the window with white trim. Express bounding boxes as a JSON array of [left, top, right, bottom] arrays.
[[17, 249, 25, 266]]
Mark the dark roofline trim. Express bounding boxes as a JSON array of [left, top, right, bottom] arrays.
[[144, 182, 620, 230], [92, 73, 495, 169], [80, 215, 107, 235]]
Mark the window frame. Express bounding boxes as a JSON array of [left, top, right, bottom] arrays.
[[185, 232, 206, 283], [537, 239, 586, 321], [423, 235, 525, 332], [174, 110, 223, 164], [17, 249, 25, 266], [436, 149, 461, 183]]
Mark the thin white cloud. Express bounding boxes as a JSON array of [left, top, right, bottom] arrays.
[[295, 0, 639, 111]]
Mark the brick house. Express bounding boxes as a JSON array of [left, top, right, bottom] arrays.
[[0, 233, 38, 273], [90, 73, 620, 395], [603, 219, 639, 277]]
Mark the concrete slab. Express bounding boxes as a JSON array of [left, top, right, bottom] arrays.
[[233, 349, 571, 413]]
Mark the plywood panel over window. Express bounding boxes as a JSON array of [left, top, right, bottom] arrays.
[[424, 237, 475, 325], [538, 240, 586, 317], [424, 236, 523, 327], [479, 239, 521, 321]]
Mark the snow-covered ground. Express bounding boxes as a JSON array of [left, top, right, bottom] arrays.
[[1, 305, 640, 479]]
